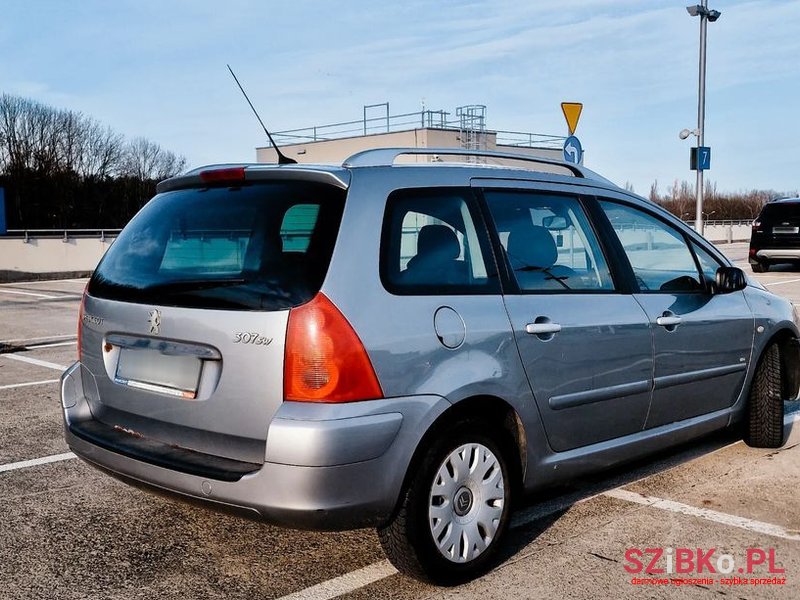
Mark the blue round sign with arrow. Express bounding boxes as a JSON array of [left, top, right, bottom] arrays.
[[563, 135, 583, 164]]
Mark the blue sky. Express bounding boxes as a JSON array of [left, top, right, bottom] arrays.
[[2, 0, 798, 195]]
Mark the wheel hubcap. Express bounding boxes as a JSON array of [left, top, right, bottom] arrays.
[[428, 442, 505, 563]]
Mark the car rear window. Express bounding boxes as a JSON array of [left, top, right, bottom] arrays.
[[89, 181, 345, 310], [760, 202, 800, 221]]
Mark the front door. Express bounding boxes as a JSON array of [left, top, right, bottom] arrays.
[[597, 199, 754, 428]]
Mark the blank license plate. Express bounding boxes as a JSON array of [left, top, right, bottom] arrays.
[[772, 226, 799, 234], [115, 348, 202, 399]]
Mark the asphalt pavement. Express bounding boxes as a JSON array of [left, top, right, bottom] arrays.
[[1, 243, 798, 599]]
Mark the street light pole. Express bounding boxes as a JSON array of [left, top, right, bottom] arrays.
[[686, 1, 720, 236], [694, 0, 708, 236]]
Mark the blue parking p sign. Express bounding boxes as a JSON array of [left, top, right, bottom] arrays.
[[691, 146, 711, 171]]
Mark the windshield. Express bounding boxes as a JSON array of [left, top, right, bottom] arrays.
[[89, 181, 345, 310]]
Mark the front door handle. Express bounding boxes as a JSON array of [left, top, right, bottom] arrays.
[[656, 312, 681, 331], [525, 323, 562, 335]]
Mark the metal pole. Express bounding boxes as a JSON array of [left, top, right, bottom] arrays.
[[694, 0, 708, 235]]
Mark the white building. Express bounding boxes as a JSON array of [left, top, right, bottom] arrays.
[[256, 103, 567, 166]]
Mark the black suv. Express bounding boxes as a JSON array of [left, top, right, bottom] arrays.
[[750, 198, 800, 272]]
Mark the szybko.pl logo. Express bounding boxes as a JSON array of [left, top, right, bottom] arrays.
[[624, 547, 786, 587]]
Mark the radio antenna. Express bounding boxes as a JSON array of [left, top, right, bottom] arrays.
[[226, 64, 296, 165]]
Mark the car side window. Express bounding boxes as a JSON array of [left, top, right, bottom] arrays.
[[280, 204, 320, 252], [381, 189, 498, 294], [599, 201, 703, 293], [692, 242, 722, 286], [483, 191, 615, 292]]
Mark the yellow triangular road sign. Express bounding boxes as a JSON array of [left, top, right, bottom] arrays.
[[561, 102, 583, 135]]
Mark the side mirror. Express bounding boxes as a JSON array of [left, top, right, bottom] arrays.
[[715, 266, 747, 293]]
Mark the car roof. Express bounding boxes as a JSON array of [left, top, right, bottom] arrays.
[[158, 147, 625, 195]]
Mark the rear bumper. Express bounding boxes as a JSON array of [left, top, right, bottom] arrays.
[[61, 362, 449, 530], [751, 248, 800, 262]]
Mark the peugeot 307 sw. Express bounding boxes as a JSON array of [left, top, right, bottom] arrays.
[[62, 148, 799, 584]]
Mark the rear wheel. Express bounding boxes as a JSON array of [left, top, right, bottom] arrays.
[[745, 343, 784, 448], [378, 421, 513, 585], [751, 262, 768, 273]]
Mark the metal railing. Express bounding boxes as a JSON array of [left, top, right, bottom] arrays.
[[5, 228, 121, 243], [494, 130, 565, 149], [271, 106, 564, 149], [272, 109, 457, 144], [683, 219, 754, 226]]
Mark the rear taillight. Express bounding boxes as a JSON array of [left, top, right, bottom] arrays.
[[284, 293, 383, 403], [77, 287, 87, 361]]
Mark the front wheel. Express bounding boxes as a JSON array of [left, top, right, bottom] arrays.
[[378, 422, 513, 585], [745, 343, 784, 448]]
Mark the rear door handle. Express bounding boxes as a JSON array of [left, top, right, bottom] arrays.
[[525, 323, 562, 335]]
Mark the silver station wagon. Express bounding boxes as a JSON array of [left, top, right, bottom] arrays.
[[62, 148, 799, 584]]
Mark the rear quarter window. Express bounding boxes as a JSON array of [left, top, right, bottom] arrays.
[[89, 181, 345, 310], [380, 188, 499, 295]]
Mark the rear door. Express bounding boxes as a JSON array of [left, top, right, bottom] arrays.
[[597, 198, 754, 427], [81, 178, 345, 463], [480, 184, 654, 452]]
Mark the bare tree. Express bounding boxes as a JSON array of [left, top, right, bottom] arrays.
[[81, 123, 124, 179], [0, 93, 188, 228], [121, 137, 185, 180]]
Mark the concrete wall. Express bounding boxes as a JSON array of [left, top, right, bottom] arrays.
[[697, 224, 751, 244], [0, 225, 750, 282], [0, 236, 116, 280]]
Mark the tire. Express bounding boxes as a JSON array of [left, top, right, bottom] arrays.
[[378, 421, 514, 585], [745, 343, 785, 448], [751, 262, 768, 273]]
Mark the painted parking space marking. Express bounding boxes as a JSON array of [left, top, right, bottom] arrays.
[[0, 379, 59, 390], [0, 289, 61, 299], [2, 354, 67, 371], [764, 278, 800, 287], [0, 452, 76, 474], [603, 488, 800, 541], [276, 560, 397, 600], [0, 334, 75, 346], [0, 278, 88, 285], [24, 341, 76, 349]]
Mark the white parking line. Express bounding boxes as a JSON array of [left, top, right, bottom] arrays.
[[0, 334, 75, 346], [603, 488, 800, 541], [0, 379, 59, 390], [0, 452, 76, 474], [25, 341, 76, 349], [0, 278, 87, 285], [0, 289, 61, 299], [276, 561, 397, 600], [764, 278, 800, 287], [2, 354, 67, 371]]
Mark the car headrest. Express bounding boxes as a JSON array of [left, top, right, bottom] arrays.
[[416, 225, 460, 260], [507, 224, 557, 269]]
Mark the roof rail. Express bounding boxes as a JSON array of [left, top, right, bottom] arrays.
[[342, 147, 589, 178]]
